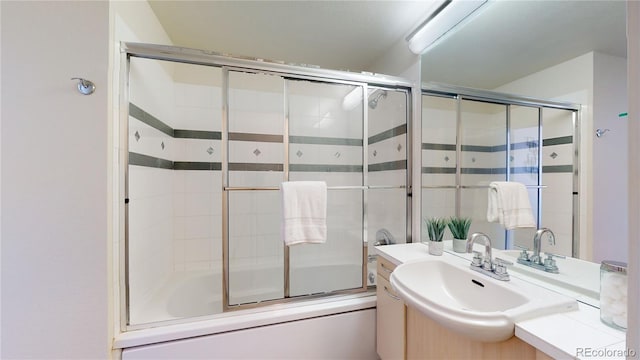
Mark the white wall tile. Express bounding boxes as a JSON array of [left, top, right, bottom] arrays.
[[290, 143, 362, 166], [542, 143, 574, 166], [368, 89, 407, 136], [368, 135, 406, 165], [229, 141, 284, 163], [184, 215, 215, 239]]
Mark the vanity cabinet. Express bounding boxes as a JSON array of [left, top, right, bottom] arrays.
[[376, 256, 405, 360], [406, 306, 553, 360]]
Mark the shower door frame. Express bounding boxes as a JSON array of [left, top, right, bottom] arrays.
[[420, 83, 581, 256], [119, 42, 413, 329]]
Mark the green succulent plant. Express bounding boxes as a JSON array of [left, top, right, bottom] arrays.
[[424, 217, 447, 242], [448, 217, 472, 240]]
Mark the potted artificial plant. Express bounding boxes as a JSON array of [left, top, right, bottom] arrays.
[[448, 217, 472, 253], [424, 217, 447, 256]]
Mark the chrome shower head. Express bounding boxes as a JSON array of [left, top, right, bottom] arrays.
[[368, 90, 387, 109]]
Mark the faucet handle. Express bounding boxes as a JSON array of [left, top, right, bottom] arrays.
[[471, 251, 483, 267], [544, 252, 566, 259], [513, 245, 530, 261], [543, 253, 563, 273], [494, 258, 512, 277], [494, 257, 513, 266], [543, 252, 564, 273]]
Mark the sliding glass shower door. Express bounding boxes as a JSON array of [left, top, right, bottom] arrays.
[[287, 79, 364, 296], [226, 71, 285, 306], [123, 44, 412, 328]]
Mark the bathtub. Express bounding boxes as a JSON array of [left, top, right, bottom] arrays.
[[117, 265, 377, 356], [130, 263, 371, 325]]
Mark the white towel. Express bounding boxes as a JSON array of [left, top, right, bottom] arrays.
[[487, 181, 536, 230], [281, 181, 327, 246]]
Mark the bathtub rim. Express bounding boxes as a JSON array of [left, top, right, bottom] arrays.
[[114, 291, 376, 350]]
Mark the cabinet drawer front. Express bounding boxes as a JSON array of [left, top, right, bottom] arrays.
[[376, 256, 397, 281], [376, 275, 405, 360], [376, 275, 400, 299]]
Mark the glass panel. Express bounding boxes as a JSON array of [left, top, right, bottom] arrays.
[[421, 95, 457, 187], [368, 88, 408, 240], [368, 88, 408, 284], [460, 100, 508, 247], [228, 71, 284, 187], [540, 108, 576, 256], [127, 57, 223, 325], [460, 187, 504, 243], [228, 191, 284, 305], [287, 79, 364, 296], [509, 105, 540, 249], [288, 190, 364, 295]]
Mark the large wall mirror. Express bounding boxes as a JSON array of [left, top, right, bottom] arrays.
[[419, 0, 627, 295]]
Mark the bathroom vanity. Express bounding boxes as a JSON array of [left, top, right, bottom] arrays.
[[375, 256, 405, 359], [375, 243, 627, 360]]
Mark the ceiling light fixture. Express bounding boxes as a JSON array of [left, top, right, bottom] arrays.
[[406, 0, 489, 55]]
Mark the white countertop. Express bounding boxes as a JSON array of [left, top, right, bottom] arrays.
[[375, 243, 627, 359]]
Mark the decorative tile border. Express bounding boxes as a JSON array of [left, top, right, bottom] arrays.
[[368, 124, 407, 145], [129, 152, 221, 171], [421, 165, 572, 174], [228, 163, 283, 172], [542, 165, 574, 173], [174, 129, 221, 140], [129, 152, 174, 170], [369, 160, 407, 172], [422, 166, 456, 174], [543, 136, 573, 146], [129, 103, 173, 137], [229, 133, 282, 143], [290, 135, 362, 146], [289, 164, 363, 173], [130, 102, 409, 173], [421, 136, 574, 174], [422, 143, 456, 151], [422, 136, 573, 154]]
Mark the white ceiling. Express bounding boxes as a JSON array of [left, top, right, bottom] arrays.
[[148, 0, 627, 89], [422, 0, 627, 89], [148, 1, 435, 72]]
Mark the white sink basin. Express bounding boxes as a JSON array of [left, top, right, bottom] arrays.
[[390, 255, 578, 342]]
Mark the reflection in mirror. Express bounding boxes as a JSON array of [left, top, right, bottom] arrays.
[[420, 0, 628, 266], [421, 90, 578, 255]]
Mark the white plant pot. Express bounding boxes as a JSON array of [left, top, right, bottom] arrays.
[[428, 240, 444, 256], [452, 238, 467, 253]]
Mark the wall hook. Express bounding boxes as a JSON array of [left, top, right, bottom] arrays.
[[595, 128, 610, 138], [71, 77, 95, 95]]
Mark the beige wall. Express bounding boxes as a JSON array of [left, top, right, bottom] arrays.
[[495, 51, 629, 263], [626, 0, 640, 354], [1, 1, 110, 358]]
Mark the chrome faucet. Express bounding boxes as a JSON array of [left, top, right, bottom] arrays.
[[516, 228, 563, 274], [374, 228, 395, 246], [466, 232, 511, 281], [466, 232, 493, 271], [531, 228, 555, 264]]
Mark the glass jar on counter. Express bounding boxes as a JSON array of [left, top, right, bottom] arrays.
[[600, 260, 627, 330]]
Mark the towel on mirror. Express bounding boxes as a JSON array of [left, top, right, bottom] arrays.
[[487, 181, 536, 230], [281, 181, 327, 246]]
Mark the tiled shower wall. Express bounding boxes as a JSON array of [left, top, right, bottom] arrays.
[[421, 95, 575, 254], [128, 59, 409, 313], [128, 60, 224, 323], [367, 89, 408, 246], [128, 58, 179, 312]]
